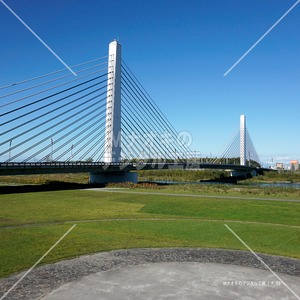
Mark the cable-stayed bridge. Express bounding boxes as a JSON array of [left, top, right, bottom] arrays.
[[0, 41, 266, 183]]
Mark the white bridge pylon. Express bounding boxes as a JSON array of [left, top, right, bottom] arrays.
[[211, 114, 260, 167], [90, 41, 136, 183], [104, 40, 122, 163], [240, 114, 246, 166]]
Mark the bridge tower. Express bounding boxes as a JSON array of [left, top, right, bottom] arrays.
[[240, 114, 246, 166], [104, 40, 122, 163], [230, 114, 253, 178], [89, 40, 137, 184]]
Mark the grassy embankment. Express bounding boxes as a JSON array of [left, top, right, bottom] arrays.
[[0, 172, 299, 279], [138, 169, 300, 183], [0, 169, 299, 185]]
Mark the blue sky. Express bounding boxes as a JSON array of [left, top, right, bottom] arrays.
[[1, 0, 299, 166]]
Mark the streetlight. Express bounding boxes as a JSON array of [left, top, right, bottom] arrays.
[[70, 144, 74, 161], [9, 139, 12, 161], [248, 151, 251, 166], [51, 138, 54, 161]]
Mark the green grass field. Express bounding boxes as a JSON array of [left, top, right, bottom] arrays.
[[0, 185, 299, 278]]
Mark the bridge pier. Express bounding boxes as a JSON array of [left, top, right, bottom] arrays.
[[89, 172, 138, 184], [230, 169, 257, 179]]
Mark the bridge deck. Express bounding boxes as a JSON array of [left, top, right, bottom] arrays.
[[0, 162, 266, 176]]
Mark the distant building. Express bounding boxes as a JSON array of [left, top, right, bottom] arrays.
[[290, 160, 299, 171], [276, 163, 284, 170]]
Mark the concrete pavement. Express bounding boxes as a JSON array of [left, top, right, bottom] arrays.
[[42, 262, 300, 300]]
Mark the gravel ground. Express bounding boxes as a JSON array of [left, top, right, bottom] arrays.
[[0, 248, 299, 300]]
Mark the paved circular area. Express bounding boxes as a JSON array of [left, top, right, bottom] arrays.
[[0, 248, 299, 299], [42, 262, 300, 300]]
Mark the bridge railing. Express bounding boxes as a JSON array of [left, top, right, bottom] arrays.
[[0, 161, 132, 169]]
